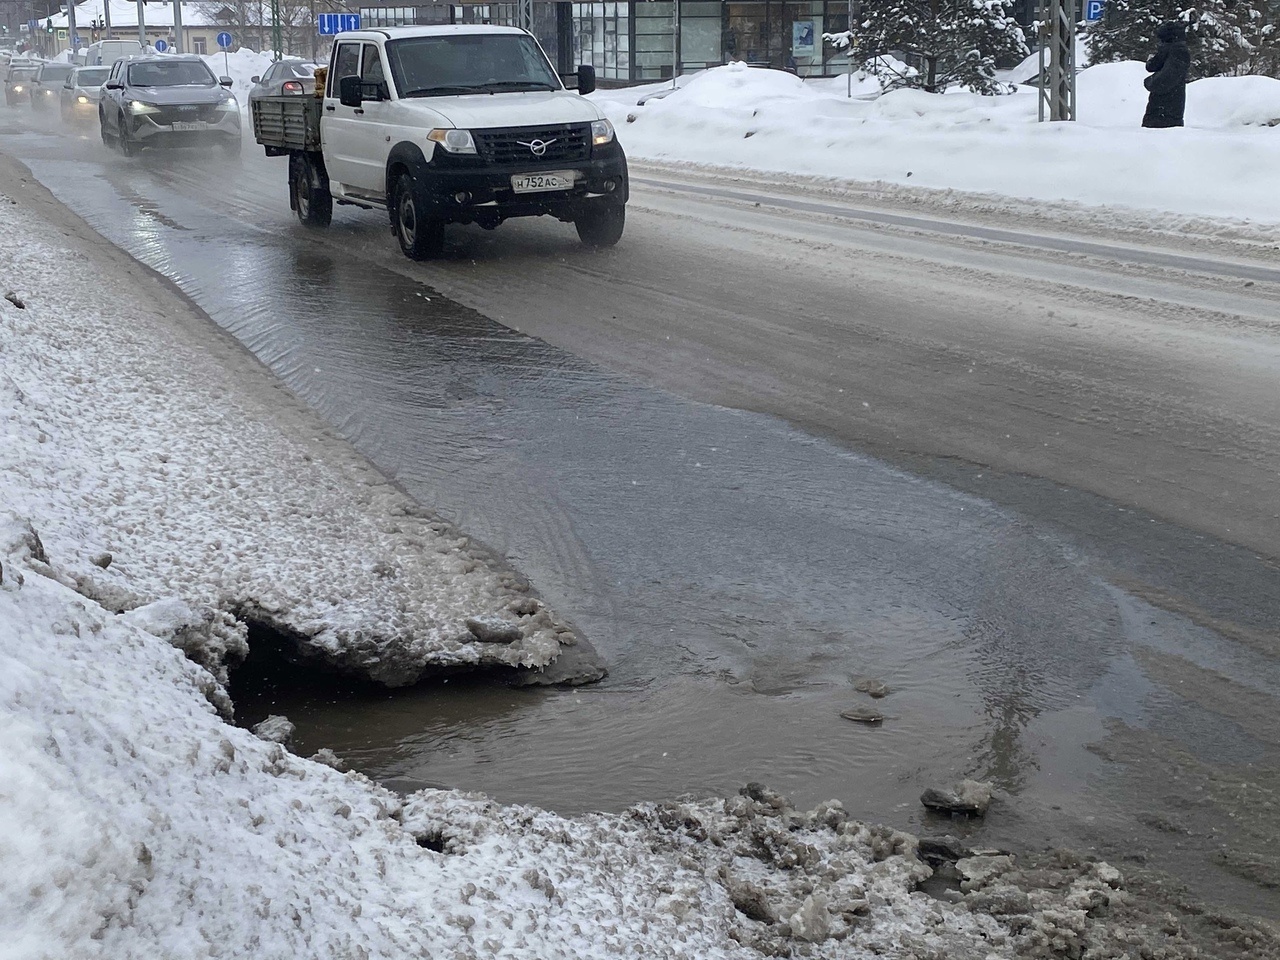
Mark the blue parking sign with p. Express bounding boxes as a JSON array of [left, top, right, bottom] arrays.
[[1085, 0, 1104, 22]]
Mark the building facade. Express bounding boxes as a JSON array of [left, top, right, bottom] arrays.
[[358, 1, 862, 82]]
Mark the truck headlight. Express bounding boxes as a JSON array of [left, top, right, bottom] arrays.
[[591, 119, 615, 146], [427, 128, 476, 155], [129, 100, 160, 115]]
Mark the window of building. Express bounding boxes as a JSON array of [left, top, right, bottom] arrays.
[[193, 37, 207, 54]]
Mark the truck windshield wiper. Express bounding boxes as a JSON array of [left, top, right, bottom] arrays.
[[403, 84, 486, 97]]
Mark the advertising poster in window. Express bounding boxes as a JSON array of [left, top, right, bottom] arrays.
[[792, 20, 816, 57]]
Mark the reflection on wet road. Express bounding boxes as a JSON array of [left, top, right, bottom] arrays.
[[5, 115, 1279, 916]]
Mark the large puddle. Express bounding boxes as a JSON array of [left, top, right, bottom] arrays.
[[5, 116, 1279, 916]]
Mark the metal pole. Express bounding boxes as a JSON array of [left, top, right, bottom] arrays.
[[670, 0, 677, 88], [136, 0, 145, 46], [103, 0, 112, 38], [66, 0, 78, 57], [1037, 0, 1076, 121], [270, 0, 280, 58], [172, 0, 182, 52]]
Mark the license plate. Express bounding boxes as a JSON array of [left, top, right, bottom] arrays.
[[510, 171, 574, 194], [171, 120, 207, 131]]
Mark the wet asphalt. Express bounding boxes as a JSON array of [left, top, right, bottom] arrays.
[[3, 111, 1279, 917]]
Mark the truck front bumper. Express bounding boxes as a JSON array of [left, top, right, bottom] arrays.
[[420, 144, 628, 225]]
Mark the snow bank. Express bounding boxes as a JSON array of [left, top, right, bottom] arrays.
[[201, 47, 275, 103], [0, 191, 592, 687], [0, 535, 1155, 957], [596, 62, 1280, 224]]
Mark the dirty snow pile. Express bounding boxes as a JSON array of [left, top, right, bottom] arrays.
[[595, 61, 1280, 224], [0, 192, 586, 686], [0, 529, 1169, 958]]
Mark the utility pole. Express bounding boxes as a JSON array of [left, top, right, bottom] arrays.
[[1037, 0, 1076, 121], [66, 0, 77, 56], [171, 0, 182, 52], [270, 0, 279, 58], [102, 0, 112, 38], [136, 0, 145, 46]]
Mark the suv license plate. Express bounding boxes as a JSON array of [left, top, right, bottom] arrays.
[[171, 120, 207, 131], [511, 172, 574, 194]]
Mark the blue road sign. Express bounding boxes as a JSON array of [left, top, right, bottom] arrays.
[[319, 13, 362, 34], [153, 38, 167, 51], [1085, 0, 1104, 22], [216, 31, 233, 48], [27, 18, 38, 33]]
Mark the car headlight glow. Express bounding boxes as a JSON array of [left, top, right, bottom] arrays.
[[13, 84, 23, 92], [129, 100, 160, 115], [426, 128, 477, 155], [77, 95, 88, 103], [591, 118, 615, 146], [215, 97, 238, 111]]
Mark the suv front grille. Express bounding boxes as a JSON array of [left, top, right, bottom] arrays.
[[473, 124, 591, 165], [151, 103, 220, 125]]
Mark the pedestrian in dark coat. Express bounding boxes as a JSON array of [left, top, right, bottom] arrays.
[[1143, 21, 1190, 128]]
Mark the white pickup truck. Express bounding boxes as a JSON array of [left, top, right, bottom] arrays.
[[251, 24, 628, 260]]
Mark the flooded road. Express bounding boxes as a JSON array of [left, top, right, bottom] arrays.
[[4, 112, 1279, 919]]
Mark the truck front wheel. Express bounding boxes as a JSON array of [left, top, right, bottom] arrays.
[[391, 171, 444, 261], [291, 153, 332, 228], [575, 201, 625, 248]]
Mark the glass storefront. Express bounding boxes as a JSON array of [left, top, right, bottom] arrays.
[[356, 2, 862, 84], [571, 3, 631, 81]]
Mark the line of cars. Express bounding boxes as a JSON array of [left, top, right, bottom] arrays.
[[5, 45, 318, 159], [4, 56, 113, 122]]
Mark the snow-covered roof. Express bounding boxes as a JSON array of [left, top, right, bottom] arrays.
[[49, 0, 221, 30]]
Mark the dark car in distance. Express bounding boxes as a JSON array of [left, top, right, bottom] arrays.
[[99, 54, 241, 157], [247, 59, 320, 103], [3, 58, 40, 106], [29, 62, 74, 111]]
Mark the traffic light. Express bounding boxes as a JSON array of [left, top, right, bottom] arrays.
[[45, 18, 53, 33]]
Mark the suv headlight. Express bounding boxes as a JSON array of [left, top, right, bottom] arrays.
[[129, 100, 160, 115], [427, 128, 477, 155], [591, 119, 615, 146]]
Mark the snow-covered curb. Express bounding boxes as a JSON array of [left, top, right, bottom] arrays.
[[0, 186, 599, 688]]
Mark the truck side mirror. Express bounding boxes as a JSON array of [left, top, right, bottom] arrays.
[[576, 64, 596, 96], [338, 73, 362, 108]]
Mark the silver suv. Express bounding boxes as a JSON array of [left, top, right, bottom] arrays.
[[100, 55, 241, 157]]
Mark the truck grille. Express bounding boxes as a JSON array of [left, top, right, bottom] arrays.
[[474, 124, 591, 165]]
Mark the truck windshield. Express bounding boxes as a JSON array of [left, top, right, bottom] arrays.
[[127, 60, 216, 87], [387, 34, 560, 97]]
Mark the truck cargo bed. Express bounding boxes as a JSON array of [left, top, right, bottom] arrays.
[[251, 96, 322, 153]]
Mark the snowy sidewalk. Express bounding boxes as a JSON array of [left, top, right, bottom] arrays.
[[0, 155, 600, 689]]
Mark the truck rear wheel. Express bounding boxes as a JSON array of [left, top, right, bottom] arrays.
[[291, 153, 332, 228], [391, 171, 444, 261], [575, 201, 625, 248]]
